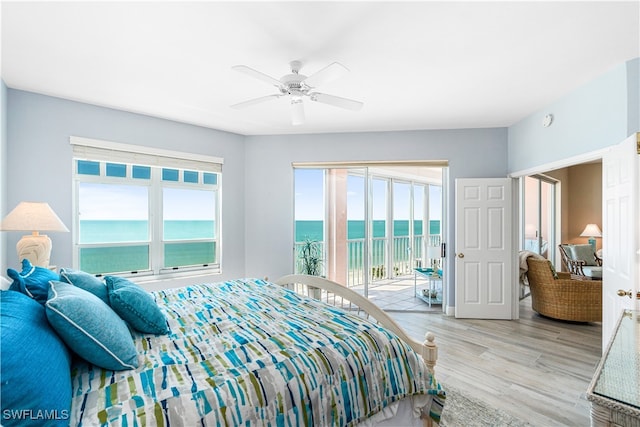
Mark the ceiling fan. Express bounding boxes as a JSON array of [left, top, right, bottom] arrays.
[[230, 60, 363, 125]]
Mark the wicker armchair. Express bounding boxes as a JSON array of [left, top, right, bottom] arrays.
[[525, 258, 602, 322]]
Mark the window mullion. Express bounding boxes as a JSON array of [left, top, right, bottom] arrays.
[[150, 168, 163, 275]]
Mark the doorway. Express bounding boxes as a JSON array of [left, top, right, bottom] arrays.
[[293, 163, 445, 311], [523, 163, 602, 270], [512, 150, 612, 351]]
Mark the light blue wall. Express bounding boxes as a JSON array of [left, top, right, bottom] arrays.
[[243, 129, 509, 303], [5, 89, 246, 283], [508, 58, 639, 173], [1, 81, 7, 276], [627, 58, 640, 136]]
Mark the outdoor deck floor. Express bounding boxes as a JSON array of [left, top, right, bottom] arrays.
[[350, 273, 444, 312]]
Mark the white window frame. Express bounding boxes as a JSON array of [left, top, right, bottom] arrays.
[[70, 136, 223, 278]]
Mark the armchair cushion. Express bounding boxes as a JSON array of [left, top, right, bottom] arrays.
[[582, 266, 602, 279], [567, 244, 598, 266]]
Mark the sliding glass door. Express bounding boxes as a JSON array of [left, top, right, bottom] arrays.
[[294, 164, 443, 305], [523, 175, 556, 263]]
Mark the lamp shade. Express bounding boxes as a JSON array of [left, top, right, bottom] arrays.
[[0, 202, 69, 233], [1, 202, 69, 267], [426, 246, 441, 259], [580, 223, 602, 238]]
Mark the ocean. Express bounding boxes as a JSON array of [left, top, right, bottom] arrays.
[[79, 219, 440, 244], [78, 220, 216, 273], [295, 220, 441, 242], [77, 219, 440, 274], [79, 220, 215, 243]]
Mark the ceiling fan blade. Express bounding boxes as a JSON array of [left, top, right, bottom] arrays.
[[232, 65, 283, 88], [309, 92, 363, 111], [303, 62, 349, 88], [291, 99, 305, 125], [230, 94, 281, 109]]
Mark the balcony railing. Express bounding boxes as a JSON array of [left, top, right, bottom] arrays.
[[295, 234, 441, 288]]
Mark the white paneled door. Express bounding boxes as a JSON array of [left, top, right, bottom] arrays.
[[601, 133, 639, 348], [455, 178, 515, 319]]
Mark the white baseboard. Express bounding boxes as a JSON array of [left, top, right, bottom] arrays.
[[445, 305, 455, 316]]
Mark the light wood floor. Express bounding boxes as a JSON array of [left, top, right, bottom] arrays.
[[390, 297, 602, 426]]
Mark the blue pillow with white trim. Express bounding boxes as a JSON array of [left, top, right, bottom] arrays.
[[45, 280, 138, 371], [7, 259, 58, 304], [106, 276, 169, 335], [59, 267, 108, 304]]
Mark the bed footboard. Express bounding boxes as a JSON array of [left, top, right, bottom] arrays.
[[273, 274, 438, 376]]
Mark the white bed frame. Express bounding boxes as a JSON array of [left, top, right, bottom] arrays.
[[274, 274, 440, 427]]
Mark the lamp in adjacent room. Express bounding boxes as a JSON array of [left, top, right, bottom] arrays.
[[426, 245, 441, 274], [0, 202, 69, 267], [580, 223, 602, 253]]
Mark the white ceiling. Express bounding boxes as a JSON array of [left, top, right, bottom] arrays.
[[2, 1, 639, 136]]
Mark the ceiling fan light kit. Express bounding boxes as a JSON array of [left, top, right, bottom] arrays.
[[231, 61, 363, 125]]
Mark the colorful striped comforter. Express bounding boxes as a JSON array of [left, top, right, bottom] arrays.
[[70, 279, 443, 426]]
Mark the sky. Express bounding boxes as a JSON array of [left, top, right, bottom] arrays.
[[294, 168, 442, 221], [79, 183, 215, 220], [81, 168, 441, 222]]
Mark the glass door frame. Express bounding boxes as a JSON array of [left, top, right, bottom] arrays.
[[521, 174, 558, 265]]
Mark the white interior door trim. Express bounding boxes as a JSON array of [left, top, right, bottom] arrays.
[[509, 147, 610, 179]]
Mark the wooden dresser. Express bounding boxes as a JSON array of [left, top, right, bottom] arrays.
[[587, 309, 640, 426]]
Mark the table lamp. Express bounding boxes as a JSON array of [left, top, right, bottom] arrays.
[[580, 223, 602, 253], [0, 202, 69, 267], [426, 245, 441, 273]]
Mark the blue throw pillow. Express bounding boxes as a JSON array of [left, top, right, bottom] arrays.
[[59, 268, 108, 304], [106, 276, 169, 335], [45, 281, 139, 371], [7, 259, 59, 304], [0, 290, 72, 426]]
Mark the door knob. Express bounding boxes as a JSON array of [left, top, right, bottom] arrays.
[[617, 289, 640, 299], [457, 253, 464, 258]]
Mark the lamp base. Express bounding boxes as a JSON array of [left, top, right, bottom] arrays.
[[588, 237, 596, 253], [16, 234, 52, 267]]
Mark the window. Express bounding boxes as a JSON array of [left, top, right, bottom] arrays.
[[71, 137, 222, 277]]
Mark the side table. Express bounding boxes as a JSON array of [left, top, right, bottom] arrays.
[[587, 309, 640, 426], [414, 268, 442, 307]]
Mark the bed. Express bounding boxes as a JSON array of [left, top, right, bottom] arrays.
[[1, 266, 444, 426]]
